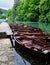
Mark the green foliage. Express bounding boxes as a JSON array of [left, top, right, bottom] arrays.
[[1, 14, 6, 18], [12, 0, 21, 22], [7, 9, 12, 17], [0, 9, 3, 18], [6, 9, 12, 21], [46, 10, 50, 22], [0, 9, 3, 15], [0, 9, 6, 19], [39, 0, 50, 22], [16, 0, 40, 21], [7, 0, 50, 22]]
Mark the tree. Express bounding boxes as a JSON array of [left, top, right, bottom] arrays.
[[7, 9, 13, 22], [0, 9, 4, 18], [7, 9, 12, 17], [0, 9, 3, 15], [39, 0, 50, 22], [16, 0, 40, 21], [7, 0, 50, 22], [12, 0, 21, 22]]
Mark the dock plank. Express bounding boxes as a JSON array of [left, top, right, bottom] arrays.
[[0, 22, 13, 36], [0, 38, 16, 65]]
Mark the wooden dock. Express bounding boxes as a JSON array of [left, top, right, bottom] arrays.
[[0, 22, 13, 36], [0, 22, 16, 65], [0, 38, 16, 65]]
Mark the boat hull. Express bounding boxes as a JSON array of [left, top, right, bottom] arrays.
[[15, 39, 50, 60], [9, 23, 50, 60]]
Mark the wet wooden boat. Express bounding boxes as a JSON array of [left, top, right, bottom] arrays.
[[15, 35, 50, 52], [9, 22, 43, 34], [9, 22, 50, 58]]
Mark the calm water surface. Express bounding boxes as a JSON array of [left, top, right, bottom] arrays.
[[0, 19, 7, 22]]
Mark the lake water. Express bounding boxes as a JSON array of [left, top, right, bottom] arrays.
[[0, 19, 8, 23]]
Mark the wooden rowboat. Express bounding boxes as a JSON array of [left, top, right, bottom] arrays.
[[9, 22, 50, 58]]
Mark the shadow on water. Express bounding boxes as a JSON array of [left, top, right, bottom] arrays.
[[13, 46, 50, 65]]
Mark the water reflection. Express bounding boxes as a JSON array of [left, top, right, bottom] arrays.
[[13, 46, 50, 65], [38, 22, 50, 35]]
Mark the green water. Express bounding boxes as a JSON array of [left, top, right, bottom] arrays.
[[16, 21, 50, 35]]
